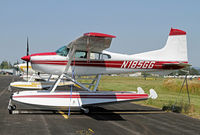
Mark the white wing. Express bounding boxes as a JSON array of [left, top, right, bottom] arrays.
[[67, 32, 116, 52]]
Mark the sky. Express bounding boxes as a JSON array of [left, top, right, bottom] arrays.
[[0, 0, 200, 67]]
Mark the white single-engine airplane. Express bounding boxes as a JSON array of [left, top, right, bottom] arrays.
[[10, 63, 73, 90], [8, 28, 189, 114], [14, 62, 35, 75]]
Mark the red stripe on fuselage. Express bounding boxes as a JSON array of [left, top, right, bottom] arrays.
[[13, 94, 148, 99], [31, 60, 188, 70]]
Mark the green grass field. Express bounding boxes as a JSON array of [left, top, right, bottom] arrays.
[[97, 76, 200, 119]]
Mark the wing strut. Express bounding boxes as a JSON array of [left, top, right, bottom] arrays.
[[64, 74, 92, 92], [92, 74, 101, 91], [64, 45, 77, 74], [49, 74, 65, 93], [49, 44, 76, 93], [47, 74, 52, 82]]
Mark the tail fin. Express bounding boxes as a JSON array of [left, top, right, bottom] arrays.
[[132, 28, 188, 62], [162, 28, 187, 61]]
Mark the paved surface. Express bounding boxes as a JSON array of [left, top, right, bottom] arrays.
[[0, 76, 200, 135]]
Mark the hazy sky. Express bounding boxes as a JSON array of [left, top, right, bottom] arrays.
[[0, 0, 200, 67]]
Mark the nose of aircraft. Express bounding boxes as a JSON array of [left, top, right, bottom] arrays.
[[21, 55, 30, 62], [21, 52, 57, 62]]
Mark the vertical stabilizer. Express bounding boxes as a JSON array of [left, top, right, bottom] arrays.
[[132, 28, 188, 62], [162, 28, 187, 61]]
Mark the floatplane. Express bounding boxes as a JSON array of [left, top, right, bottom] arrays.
[[13, 62, 58, 81], [10, 51, 73, 90], [8, 28, 189, 114]]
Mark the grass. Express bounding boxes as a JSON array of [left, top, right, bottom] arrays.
[[97, 76, 200, 119]]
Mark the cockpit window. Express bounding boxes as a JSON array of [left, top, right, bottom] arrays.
[[55, 46, 69, 56]]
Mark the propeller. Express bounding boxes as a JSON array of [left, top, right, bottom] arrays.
[[26, 37, 29, 81]]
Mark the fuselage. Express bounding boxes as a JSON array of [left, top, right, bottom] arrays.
[[22, 49, 186, 76], [21, 29, 188, 76]]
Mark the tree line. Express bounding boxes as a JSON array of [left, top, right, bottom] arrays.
[[0, 61, 13, 69]]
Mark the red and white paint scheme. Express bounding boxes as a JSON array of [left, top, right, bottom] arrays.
[[12, 91, 149, 108], [11, 87, 157, 110], [21, 28, 188, 76], [8, 28, 189, 113]]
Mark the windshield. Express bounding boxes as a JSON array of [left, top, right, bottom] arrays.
[[55, 46, 69, 56]]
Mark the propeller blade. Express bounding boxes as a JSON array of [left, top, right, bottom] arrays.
[[27, 37, 29, 56], [26, 37, 29, 80], [27, 62, 29, 80]]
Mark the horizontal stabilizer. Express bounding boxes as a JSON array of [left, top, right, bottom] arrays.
[[149, 89, 158, 99], [137, 87, 145, 94], [162, 63, 191, 69]]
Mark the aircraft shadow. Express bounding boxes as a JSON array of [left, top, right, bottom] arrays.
[[83, 106, 164, 121], [13, 106, 164, 121]]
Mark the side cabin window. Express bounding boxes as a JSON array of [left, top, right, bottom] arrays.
[[75, 50, 111, 60], [55, 46, 69, 56], [75, 51, 87, 58], [100, 53, 111, 59]]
